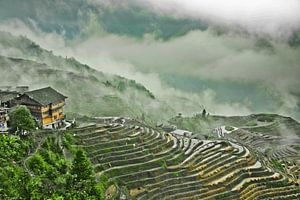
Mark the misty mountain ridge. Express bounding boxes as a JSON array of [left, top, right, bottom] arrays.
[[0, 31, 175, 122], [1, 31, 299, 124]]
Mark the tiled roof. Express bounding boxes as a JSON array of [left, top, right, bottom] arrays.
[[0, 91, 20, 103], [25, 87, 67, 106]]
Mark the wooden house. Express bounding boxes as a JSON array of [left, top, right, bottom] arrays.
[[14, 87, 67, 129]]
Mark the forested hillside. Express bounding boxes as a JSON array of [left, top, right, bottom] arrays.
[[0, 131, 106, 199]]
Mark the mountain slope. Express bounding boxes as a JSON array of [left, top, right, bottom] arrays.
[[0, 31, 175, 121], [168, 113, 300, 184], [73, 120, 300, 199]]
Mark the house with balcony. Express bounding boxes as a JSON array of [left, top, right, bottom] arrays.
[[14, 87, 67, 129], [0, 90, 21, 132]]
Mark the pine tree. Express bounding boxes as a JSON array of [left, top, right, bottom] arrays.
[[69, 149, 96, 197], [70, 149, 94, 182]]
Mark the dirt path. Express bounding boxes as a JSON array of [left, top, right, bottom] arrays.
[[58, 131, 69, 160], [22, 136, 46, 176]]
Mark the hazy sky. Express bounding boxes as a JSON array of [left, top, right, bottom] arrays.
[[0, 0, 300, 119]]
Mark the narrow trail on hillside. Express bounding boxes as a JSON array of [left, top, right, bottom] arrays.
[[22, 135, 46, 176], [58, 131, 68, 160], [58, 130, 73, 161]]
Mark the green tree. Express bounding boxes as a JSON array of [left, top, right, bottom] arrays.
[[68, 148, 98, 198], [9, 105, 36, 133], [28, 154, 50, 175], [70, 149, 94, 183], [0, 135, 36, 199]]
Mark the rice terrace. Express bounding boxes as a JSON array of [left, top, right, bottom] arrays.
[[70, 115, 300, 199], [1, 0, 300, 199]]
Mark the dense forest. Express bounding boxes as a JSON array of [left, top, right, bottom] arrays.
[[0, 131, 105, 199]]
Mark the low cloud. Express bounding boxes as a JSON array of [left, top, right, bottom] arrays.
[[65, 30, 300, 119], [137, 0, 300, 40]]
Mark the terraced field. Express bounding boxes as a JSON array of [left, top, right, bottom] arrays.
[[73, 122, 300, 199]]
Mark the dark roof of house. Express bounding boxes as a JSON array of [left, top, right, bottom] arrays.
[[0, 91, 20, 103], [25, 87, 67, 106]]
